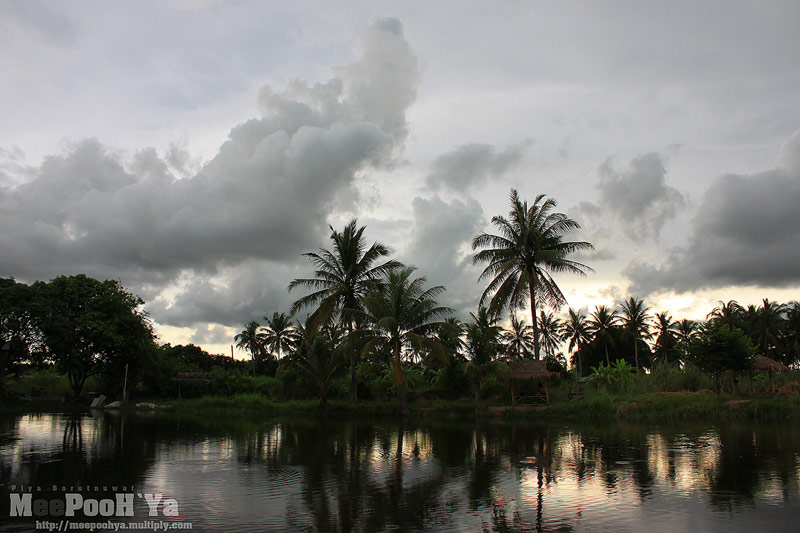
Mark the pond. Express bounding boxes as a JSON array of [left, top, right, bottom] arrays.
[[2, 411, 800, 531]]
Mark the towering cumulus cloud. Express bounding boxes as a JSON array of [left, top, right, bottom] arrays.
[[0, 18, 419, 326]]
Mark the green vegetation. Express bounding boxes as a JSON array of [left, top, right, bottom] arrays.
[[3, 189, 800, 425]]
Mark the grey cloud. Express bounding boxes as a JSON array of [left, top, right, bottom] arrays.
[[190, 324, 232, 347], [0, 1, 78, 46], [625, 130, 800, 295], [148, 261, 297, 329], [0, 18, 419, 325], [402, 195, 485, 317], [426, 142, 530, 192], [597, 153, 686, 241]]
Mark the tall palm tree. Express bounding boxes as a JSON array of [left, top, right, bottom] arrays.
[[289, 219, 400, 401], [538, 310, 563, 361], [653, 312, 679, 364], [293, 322, 344, 415], [500, 312, 534, 360], [561, 308, 590, 375], [707, 300, 744, 329], [676, 318, 698, 361], [782, 302, 800, 365], [360, 266, 452, 416], [435, 316, 466, 365], [261, 311, 298, 360], [619, 297, 652, 371], [465, 307, 502, 414], [751, 298, 786, 358], [234, 320, 265, 376], [588, 305, 620, 366], [472, 189, 593, 360]]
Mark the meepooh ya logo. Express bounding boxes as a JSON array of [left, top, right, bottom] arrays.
[[9, 492, 179, 517]]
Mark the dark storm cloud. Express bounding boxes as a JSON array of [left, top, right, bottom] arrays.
[[596, 153, 686, 241], [0, 18, 419, 332], [425, 141, 529, 192], [624, 129, 800, 296], [402, 195, 484, 317]]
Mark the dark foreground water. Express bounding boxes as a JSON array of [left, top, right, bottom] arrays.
[[2, 412, 800, 532]]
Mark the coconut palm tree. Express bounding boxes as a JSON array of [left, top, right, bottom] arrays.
[[500, 312, 534, 360], [676, 318, 698, 361], [653, 312, 679, 364], [234, 320, 265, 376], [750, 298, 787, 358], [359, 266, 452, 416], [538, 310, 563, 361], [619, 297, 652, 371], [289, 219, 400, 401], [472, 189, 593, 360], [293, 322, 344, 415], [561, 308, 590, 375], [465, 307, 502, 414], [707, 300, 744, 329], [261, 311, 298, 360], [588, 305, 620, 366]]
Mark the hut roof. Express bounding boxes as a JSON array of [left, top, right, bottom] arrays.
[[752, 355, 790, 373], [502, 360, 559, 381]]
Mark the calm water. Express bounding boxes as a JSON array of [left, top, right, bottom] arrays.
[[2, 412, 800, 532]]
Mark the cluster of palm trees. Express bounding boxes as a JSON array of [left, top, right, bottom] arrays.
[[235, 189, 593, 412]]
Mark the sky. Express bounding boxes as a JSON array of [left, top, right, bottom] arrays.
[[2, 1, 800, 357]]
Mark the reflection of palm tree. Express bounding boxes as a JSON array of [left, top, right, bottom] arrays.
[[360, 266, 452, 416], [261, 311, 297, 360], [500, 312, 534, 360], [289, 219, 400, 401], [589, 305, 620, 365], [620, 297, 652, 371], [234, 320, 264, 376], [472, 189, 593, 360]]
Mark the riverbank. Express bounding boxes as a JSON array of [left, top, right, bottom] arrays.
[[6, 390, 800, 422]]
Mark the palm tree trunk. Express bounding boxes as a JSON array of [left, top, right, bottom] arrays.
[[634, 339, 639, 371], [604, 343, 610, 366], [528, 268, 540, 360], [347, 320, 357, 402], [393, 339, 409, 416]]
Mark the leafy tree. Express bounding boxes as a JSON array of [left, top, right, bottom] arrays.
[[620, 297, 652, 371], [500, 312, 534, 360], [588, 305, 620, 365], [0, 278, 41, 395], [472, 189, 593, 359], [262, 311, 298, 360], [35, 275, 154, 398], [465, 307, 502, 413], [359, 266, 452, 416], [561, 308, 590, 376], [687, 323, 755, 393], [289, 219, 400, 401]]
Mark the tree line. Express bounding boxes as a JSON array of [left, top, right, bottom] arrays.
[[3, 189, 798, 408]]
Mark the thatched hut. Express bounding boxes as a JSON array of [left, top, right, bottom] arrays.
[[749, 355, 790, 393], [502, 360, 559, 405]]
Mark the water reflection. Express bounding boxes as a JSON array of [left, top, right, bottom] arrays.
[[3, 413, 800, 531]]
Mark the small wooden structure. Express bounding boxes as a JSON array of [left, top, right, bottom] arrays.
[[173, 372, 212, 398], [502, 360, 559, 405], [749, 355, 790, 393]]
